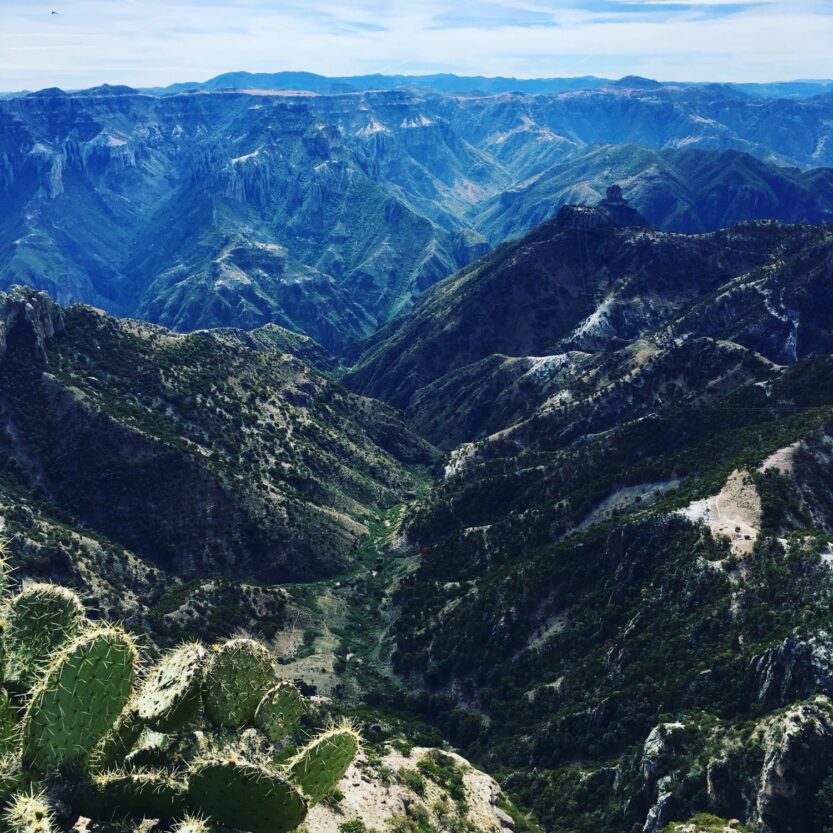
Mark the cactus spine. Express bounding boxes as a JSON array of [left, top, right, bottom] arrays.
[[288, 723, 362, 805], [2, 583, 85, 691], [172, 815, 215, 833], [255, 680, 306, 742], [3, 792, 57, 833], [75, 769, 189, 821], [188, 758, 308, 833], [135, 642, 206, 731]]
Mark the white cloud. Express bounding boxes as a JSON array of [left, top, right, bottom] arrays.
[[0, 0, 830, 90]]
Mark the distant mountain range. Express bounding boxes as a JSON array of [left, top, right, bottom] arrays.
[[3, 75, 833, 351], [94, 72, 833, 100]]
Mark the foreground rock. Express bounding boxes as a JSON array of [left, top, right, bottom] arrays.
[[308, 746, 521, 833]]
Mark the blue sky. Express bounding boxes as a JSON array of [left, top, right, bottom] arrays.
[[0, 0, 831, 91]]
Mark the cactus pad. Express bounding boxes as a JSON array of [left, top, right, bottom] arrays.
[[136, 642, 206, 731], [92, 707, 144, 773], [21, 626, 137, 774], [3, 792, 56, 833], [76, 770, 188, 821], [255, 681, 305, 742], [0, 688, 19, 755], [188, 758, 307, 833], [202, 638, 277, 728], [3, 583, 85, 689], [287, 724, 360, 805]]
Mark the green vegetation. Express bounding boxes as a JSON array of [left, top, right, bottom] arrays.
[[399, 768, 427, 796], [4, 204, 833, 833], [660, 815, 753, 833], [417, 751, 467, 805]]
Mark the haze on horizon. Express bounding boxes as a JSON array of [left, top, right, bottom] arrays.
[[0, 0, 831, 92]]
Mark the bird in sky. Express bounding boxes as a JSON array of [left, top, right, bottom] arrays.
[[51, 10, 59, 14]]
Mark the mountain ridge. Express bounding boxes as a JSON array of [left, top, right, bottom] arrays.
[[346, 206, 833, 436], [4, 204, 833, 833], [4, 83, 833, 348]]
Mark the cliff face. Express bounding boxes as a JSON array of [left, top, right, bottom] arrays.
[[0, 286, 64, 361], [0, 89, 495, 350]]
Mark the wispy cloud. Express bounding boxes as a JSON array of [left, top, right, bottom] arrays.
[[0, 0, 830, 90]]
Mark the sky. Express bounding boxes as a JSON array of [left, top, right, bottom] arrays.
[[0, 0, 831, 92]]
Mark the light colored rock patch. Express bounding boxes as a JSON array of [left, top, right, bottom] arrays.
[[525, 676, 565, 702], [662, 819, 748, 833], [445, 443, 478, 478], [759, 442, 801, 475], [520, 353, 573, 384], [575, 480, 680, 531], [569, 294, 616, 342], [307, 747, 509, 833], [525, 612, 568, 652], [679, 469, 762, 555]]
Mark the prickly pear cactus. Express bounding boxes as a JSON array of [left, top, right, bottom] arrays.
[[3, 792, 56, 833], [287, 723, 361, 805], [136, 642, 206, 731], [92, 707, 144, 773], [188, 757, 308, 833], [124, 728, 171, 769], [20, 626, 137, 774], [255, 680, 305, 742], [0, 545, 360, 833], [202, 638, 277, 728], [3, 583, 85, 689], [0, 690, 19, 756]]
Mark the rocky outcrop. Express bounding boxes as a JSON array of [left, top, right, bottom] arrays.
[[749, 633, 833, 708], [644, 777, 679, 833], [708, 696, 833, 833], [641, 722, 686, 833], [643, 722, 686, 790], [755, 696, 833, 833], [707, 753, 758, 823], [555, 189, 650, 231], [307, 747, 513, 833], [0, 286, 64, 362]]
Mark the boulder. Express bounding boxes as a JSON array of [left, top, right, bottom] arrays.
[[755, 696, 833, 833], [0, 286, 64, 363]]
